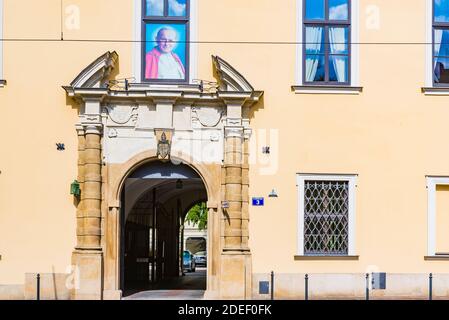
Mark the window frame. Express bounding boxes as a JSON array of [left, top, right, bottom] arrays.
[[426, 176, 449, 256], [0, 0, 4, 85], [141, 0, 191, 84], [302, 0, 352, 86], [432, 0, 449, 87], [297, 174, 357, 256]]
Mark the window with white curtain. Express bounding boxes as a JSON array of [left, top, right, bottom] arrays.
[[303, 0, 351, 85], [433, 0, 449, 85]]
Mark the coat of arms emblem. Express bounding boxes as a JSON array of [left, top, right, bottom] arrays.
[[156, 131, 172, 160]]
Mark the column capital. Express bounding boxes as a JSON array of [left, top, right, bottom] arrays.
[[80, 98, 103, 134], [243, 128, 252, 140], [221, 96, 248, 108], [85, 124, 103, 135], [207, 201, 218, 209], [224, 126, 244, 139], [108, 199, 120, 210], [79, 112, 103, 133], [76, 124, 85, 136]]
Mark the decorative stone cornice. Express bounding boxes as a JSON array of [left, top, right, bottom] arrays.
[[64, 87, 109, 100], [64, 52, 264, 136], [64, 54, 263, 109], [65, 88, 263, 109]]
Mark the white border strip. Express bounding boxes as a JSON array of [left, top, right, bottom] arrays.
[[133, 0, 198, 83], [132, 0, 141, 82], [425, 0, 433, 87], [189, 0, 198, 83], [426, 176, 449, 256], [0, 0, 3, 81], [351, 0, 359, 86], [295, 0, 303, 85], [292, 86, 362, 95], [296, 174, 358, 256]]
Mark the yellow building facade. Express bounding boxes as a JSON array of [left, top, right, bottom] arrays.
[[1, 0, 449, 300]]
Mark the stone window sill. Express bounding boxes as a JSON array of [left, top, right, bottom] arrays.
[[292, 85, 363, 95], [424, 255, 449, 261], [421, 87, 449, 95], [295, 255, 359, 261], [0, 80, 6, 88]]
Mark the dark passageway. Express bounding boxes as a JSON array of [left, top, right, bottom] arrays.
[[120, 161, 208, 298]]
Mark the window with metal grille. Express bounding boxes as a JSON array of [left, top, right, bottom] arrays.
[[303, 180, 349, 255]]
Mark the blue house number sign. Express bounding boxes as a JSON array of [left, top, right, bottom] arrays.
[[252, 197, 264, 206]]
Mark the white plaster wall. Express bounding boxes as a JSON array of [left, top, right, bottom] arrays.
[[104, 126, 224, 165], [102, 100, 225, 165]]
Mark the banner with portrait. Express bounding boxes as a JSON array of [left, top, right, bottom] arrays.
[[144, 23, 188, 81]]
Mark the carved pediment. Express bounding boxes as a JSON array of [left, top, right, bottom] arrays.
[[70, 51, 118, 88], [212, 55, 254, 92]]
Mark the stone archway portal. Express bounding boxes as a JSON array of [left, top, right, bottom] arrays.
[[120, 161, 207, 295], [64, 52, 263, 300]]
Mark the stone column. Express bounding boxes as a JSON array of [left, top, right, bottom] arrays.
[[103, 204, 122, 300], [72, 100, 104, 300], [82, 125, 103, 249], [241, 128, 251, 249], [75, 125, 86, 249], [205, 203, 219, 299], [223, 127, 244, 250], [220, 101, 252, 300]]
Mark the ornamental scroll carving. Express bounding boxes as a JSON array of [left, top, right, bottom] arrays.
[[192, 106, 224, 128], [105, 105, 138, 126]]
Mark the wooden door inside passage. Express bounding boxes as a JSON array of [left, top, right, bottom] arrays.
[[124, 222, 150, 286]]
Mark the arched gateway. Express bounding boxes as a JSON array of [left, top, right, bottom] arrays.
[[121, 160, 208, 296], [63, 52, 263, 300]]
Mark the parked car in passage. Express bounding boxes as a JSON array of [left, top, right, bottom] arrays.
[[183, 250, 196, 273], [194, 251, 207, 267]]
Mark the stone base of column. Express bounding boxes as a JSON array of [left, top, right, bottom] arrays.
[[203, 273, 220, 300], [103, 290, 122, 300], [71, 250, 103, 300], [219, 251, 252, 300]]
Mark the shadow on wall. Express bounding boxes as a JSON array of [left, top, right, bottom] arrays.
[[0, 272, 71, 300], [24, 273, 71, 300], [248, 93, 264, 123]]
